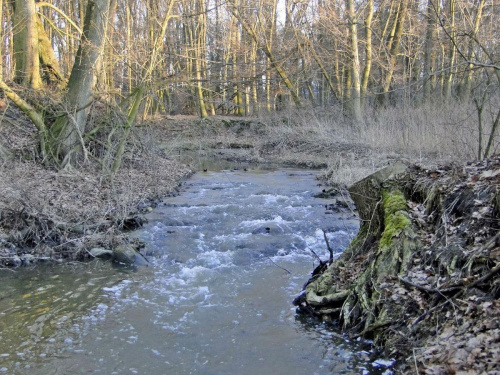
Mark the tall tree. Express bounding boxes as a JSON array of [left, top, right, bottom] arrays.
[[423, 0, 440, 101], [360, 0, 373, 107], [460, 0, 485, 103], [13, 0, 42, 88], [379, 0, 409, 106], [345, 0, 362, 122], [228, 0, 302, 108]]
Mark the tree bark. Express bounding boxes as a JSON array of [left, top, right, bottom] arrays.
[[423, 0, 439, 102], [360, 0, 373, 107], [13, 0, 42, 88], [0, 0, 3, 81], [50, 0, 110, 167], [379, 0, 408, 106], [345, 0, 362, 123], [443, 0, 456, 101], [36, 16, 65, 85], [460, 0, 485, 103]]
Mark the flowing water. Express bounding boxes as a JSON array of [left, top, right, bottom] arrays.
[[0, 167, 394, 374]]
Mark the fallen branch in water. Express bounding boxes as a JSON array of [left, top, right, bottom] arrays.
[[322, 229, 334, 264], [265, 256, 291, 274]]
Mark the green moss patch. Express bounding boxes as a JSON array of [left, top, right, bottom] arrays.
[[379, 190, 410, 249]]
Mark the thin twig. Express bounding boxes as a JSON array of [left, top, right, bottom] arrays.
[[467, 262, 500, 289], [309, 248, 322, 263], [266, 256, 292, 274], [399, 277, 462, 294], [322, 229, 334, 264], [410, 300, 450, 330]]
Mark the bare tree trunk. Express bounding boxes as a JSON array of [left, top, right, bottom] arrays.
[[460, 0, 485, 103], [112, 0, 175, 172], [379, 0, 408, 106], [50, 0, 111, 167], [250, 39, 259, 114], [13, 0, 42, 88], [345, 0, 362, 123], [229, 1, 301, 108], [360, 0, 373, 107], [443, 0, 456, 101], [195, 0, 208, 118], [105, 0, 117, 95], [0, 0, 3, 81], [423, 0, 439, 102]]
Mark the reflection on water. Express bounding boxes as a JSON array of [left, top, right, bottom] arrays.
[[0, 168, 394, 374], [0, 262, 135, 373]]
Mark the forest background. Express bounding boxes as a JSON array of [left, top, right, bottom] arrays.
[[0, 0, 498, 171]]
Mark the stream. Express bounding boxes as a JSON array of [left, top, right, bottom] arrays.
[[0, 166, 394, 374]]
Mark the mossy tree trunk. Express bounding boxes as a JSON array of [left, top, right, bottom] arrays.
[[36, 15, 65, 85], [49, 0, 110, 168]]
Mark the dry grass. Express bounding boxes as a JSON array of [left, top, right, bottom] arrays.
[[143, 100, 493, 188], [252, 101, 497, 187], [0, 106, 192, 262]]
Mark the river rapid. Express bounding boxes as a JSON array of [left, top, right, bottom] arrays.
[[0, 166, 394, 374]]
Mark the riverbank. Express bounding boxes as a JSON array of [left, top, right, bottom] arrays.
[[295, 158, 500, 374], [0, 107, 193, 266]]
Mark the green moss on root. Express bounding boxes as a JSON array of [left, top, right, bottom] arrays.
[[379, 190, 411, 249]]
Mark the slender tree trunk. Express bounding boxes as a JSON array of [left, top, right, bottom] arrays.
[[423, 0, 440, 102], [230, 1, 243, 116], [460, 0, 485, 103], [379, 0, 408, 106], [105, 0, 117, 95], [265, 0, 277, 112], [125, 1, 133, 94], [444, 0, 456, 101], [6, 1, 15, 80], [112, 0, 175, 172], [250, 39, 259, 113], [483, 109, 500, 159], [0, 0, 3, 81], [13, 0, 42, 88], [360, 0, 373, 107], [345, 0, 362, 123], [195, 0, 208, 117]]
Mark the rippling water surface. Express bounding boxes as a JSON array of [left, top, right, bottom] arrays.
[[0, 167, 394, 374]]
